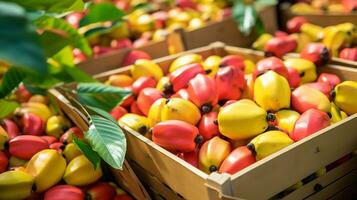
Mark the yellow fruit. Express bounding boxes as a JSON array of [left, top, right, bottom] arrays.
[[323, 27, 348, 57], [118, 113, 149, 135], [0, 126, 9, 150], [169, 54, 203, 72], [147, 98, 166, 127], [242, 74, 254, 99], [290, 33, 312, 53], [244, 59, 255, 74], [63, 143, 82, 162], [25, 149, 66, 192], [328, 4, 346, 13], [330, 102, 348, 123], [46, 115, 71, 138], [105, 74, 134, 87], [203, 55, 221, 77], [29, 95, 48, 104], [334, 81, 357, 115], [152, 29, 169, 42], [0, 170, 34, 200], [252, 33, 273, 51], [131, 59, 163, 81], [63, 155, 102, 186], [188, 18, 205, 30], [301, 23, 324, 42], [156, 77, 170, 92], [218, 100, 269, 140], [336, 23, 356, 46], [284, 58, 317, 83], [161, 98, 201, 125], [19, 102, 52, 121], [9, 156, 28, 168], [108, 22, 130, 39], [275, 110, 300, 134], [131, 14, 154, 34], [248, 130, 294, 160], [291, 3, 319, 14], [254, 71, 291, 112]]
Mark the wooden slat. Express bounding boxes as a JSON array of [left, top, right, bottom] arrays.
[[329, 180, 357, 200], [331, 58, 357, 69]]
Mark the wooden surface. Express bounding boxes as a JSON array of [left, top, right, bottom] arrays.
[[332, 58, 357, 69]]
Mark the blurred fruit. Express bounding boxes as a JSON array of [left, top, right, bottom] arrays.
[[275, 110, 300, 134], [199, 136, 231, 173], [290, 109, 330, 141], [287, 67, 301, 88], [287, 16, 308, 33], [29, 95, 48, 104], [291, 33, 311, 53], [292, 85, 331, 113], [131, 59, 163, 81], [63, 143, 82, 162], [300, 43, 330, 67], [264, 36, 297, 57], [323, 27, 348, 57], [317, 73, 341, 87], [132, 76, 157, 96], [0, 126, 9, 150], [18, 102, 52, 121], [109, 22, 130, 39], [291, 3, 319, 14], [220, 55, 245, 71], [248, 130, 294, 160], [44, 185, 84, 200], [26, 149, 66, 192], [284, 58, 317, 84], [122, 50, 151, 66], [8, 156, 27, 168], [215, 65, 245, 102], [18, 112, 44, 136], [161, 98, 201, 125], [50, 142, 64, 153], [9, 135, 49, 160], [0, 170, 34, 200], [60, 127, 84, 144], [137, 88, 163, 116], [119, 113, 149, 135], [106, 75, 134, 87], [339, 48, 357, 61], [63, 155, 102, 186], [147, 98, 166, 127], [203, 55, 221, 77], [300, 23, 324, 42], [252, 33, 273, 51], [130, 101, 144, 116], [156, 76, 171, 94], [172, 88, 190, 100], [244, 59, 255, 74], [46, 115, 71, 138], [219, 146, 256, 174], [253, 57, 289, 80], [0, 151, 8, 173], [304, 82, 333, 99], [87, 182, 116, 200], [198, 112, 220, 141], [15, 84, 32, 103], [169, 54, 203, 72], [0, 119, 19, 139], [40, 135, 57, 145], [110, 106, 128, 121], [169, 63, 205, 92], [330, 102, 348, 123], [334, 81, 357, 115]]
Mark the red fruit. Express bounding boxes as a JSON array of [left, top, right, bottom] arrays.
[[291, 85, 331, 113], [152, 11, 168, 29], [87, 182, 116, 200], [15, 84, 32, 103], [120, 95, 135, 107], [40, 136, 58, 145], [169, 63, 205, 92], [264, 36, 297, 58], [253, 57, 289, 80], [221, 8, 232, 19], [152, 120, 203, 153], [215, 66, 245, 102], [317, 73, 341, 87], [122, 50, 151, 67], [275, 31, 289, 38], [22, 113, 44, 136], [93, 46, 115, 57], [287, 16, 308, 33], [60, 127, 84, 143], [113, 195, 133, 200], [114, 0, 130, 11], [65, 12, 84, 28], [187, 74, 218, 113], [130, 101, 144, 116], [198, 112, 219, 141], [132, 76, 157, 95], [137, 88, 162, 116], [9, 135, 49, 160], [304, 82, 333, 99], [301, 43, 330, 67], [176, 0, 197, 9], [339, 48, 357, 61], [110, 106, 128, 120], [73, 48, 87, 63], [287, 67, 301, 88], [171, 89, 190, 100], [111, 38, 132, 49], [290, 109, 330, 141], [133, 38, 150, 48], [178, 150, 199, 168], [342, 0, 357, 12], [220, 55, 245, 71], [0, 151, 8, 173], [50, 142, 64, 153], [0, 119, 20, 139], [223, 100, 237, 107], [218, 146, 256, 175], [44, 185, 84, 200]]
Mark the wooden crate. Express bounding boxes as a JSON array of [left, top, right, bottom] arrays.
[[48, 89, 151, 200], [56, 42, 357, 200], [180, 5, 277, 50]]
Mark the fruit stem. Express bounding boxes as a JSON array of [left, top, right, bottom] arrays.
[[194, 135, 204, 145], [247, 143, 256, 156], [209, 165, 218, 172], [138, 125, 148, 135], [201, 104, 212, 114]]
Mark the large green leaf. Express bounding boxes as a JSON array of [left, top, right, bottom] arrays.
[[39, 31, 71, 57], [83, 21, 124, 39], [73, 135, 101, 169], [76, 83, 131, 112], [86, 105, 118, 125], [63, 66, 97, 83], [79, 3, 125, 27], [0, 67, 26, 98], [7, 0, 84, 13], [0, 2, 47, 75], [85, 115, 126, 169], [52, 46, 75, 67], [34, 16, 92, 56], [0, 100, 19, 118]]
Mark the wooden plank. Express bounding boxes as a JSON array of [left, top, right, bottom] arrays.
[[329, 181, 357, 200], [332, 58, 357, 69]]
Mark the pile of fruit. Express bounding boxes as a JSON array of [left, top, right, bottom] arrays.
[[105, 51, 357, 176], [69, 0, 232, 61], [252, 17, 357, 61], [290, 0, 356, 14], [0, 85, 132, 200]]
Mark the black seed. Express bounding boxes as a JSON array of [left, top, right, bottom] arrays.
[[194, 135, 204, 145], [218, 100, 227, 106], [205, 69, 212, 74], [165, 98, 171, 104], [247, 143, 256, 155], [163, 83, 174, 95], [320, 47, 330, 66], [213, 119, 218, 126], [201, 104, 212, 114], [209, 165, 218, 172], [138, 126, 148, 135], [299, 71, 305, 77], [266, 113, 276, 122]]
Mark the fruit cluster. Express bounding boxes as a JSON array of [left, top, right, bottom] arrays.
[[106, 51, 357, 176], [69, 0, 232, 62], [253, 17, 357, 61], [290, 0, 356, 14], [0, 85, 132, 200]]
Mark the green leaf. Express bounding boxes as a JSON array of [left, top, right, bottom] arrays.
[[0, 100, 19, 118], [52, 46, 75, 67], [22, 81, 47, 95], [7, 0, 84, 13], [0, 2, 47, 75], [83, 21, 123, 39], [63, 65, 97, 83], [0, 67, 26, 98], [34, 16, 92, 56], [73, 135, 101, 169], [85, 115, 126, 169], [39, 31, 71, 57], [85, 105, 118, 125], [79, 3, 125, 27], [76, 83, 131, 112], [255, 17, 264, 36], [130, 2, 154, 12], [233, 2, 258, 36]]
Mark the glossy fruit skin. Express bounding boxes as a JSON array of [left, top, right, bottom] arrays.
[[248, 131, 294, 160], [264, 36, 297, 58], [292, 85, 331, 113], [287, 67, 301, 88], [152, 120, 202, 153], [339, 48, 357, 61], [284, 58, 317, 84], [203, 55, 221, 77], [122, 50, 151, 66], [215, 66, 245, 102], [330, 102, 348, 124], [300, 43, 330, 67], [161, 98, 201, 126], [0, 126, 9, 150], [169, 63, 205, 92], [169, 54, 202, 72], [131, 59, 163, 81], [137, 88, 162, 116], [87, 182, 116, 200], [132, 76, 157, 95], [287, 16, 308, 33], [198, 112, 220, 141], [304, 82, 333, 99], [44, 185, 84, 200], [334, 81, 357, 115], [15, 84, 32, 103], [120, 95, 135, 107], [275, 110, 300, 134], [218, 100, 268, 140], [40, 136, 57, 145], [60, 127, 84, 144], [22, 112, 44, 136], [252, 33, 273, 51], [130, 101, 144, 116], [63, 143, 82, 162], [106, 74, 134, 88], [147, 98, 166, 127], [50, 142, 65, 153], [317, 73, 341, 87], [187, 74, 218, 113], [0, 151, 8, 173], [25, 149, 66, 192], [172, 88, 190, 100], [253, 57, 289, 80], [0, 170, 34, 200], [110, 106, 128, 121], [9, 135, 49, 160], [290, 109, 330, 142], [218, 146, 256, 174], [63, 155, 103, 186], [0, 119, 20, 139], [119, 113, 149, 135], [220, 55, 245, 71], [18, 102, 52, 121], [46, 115, 71, 138], [178, 150, 199, 168]]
